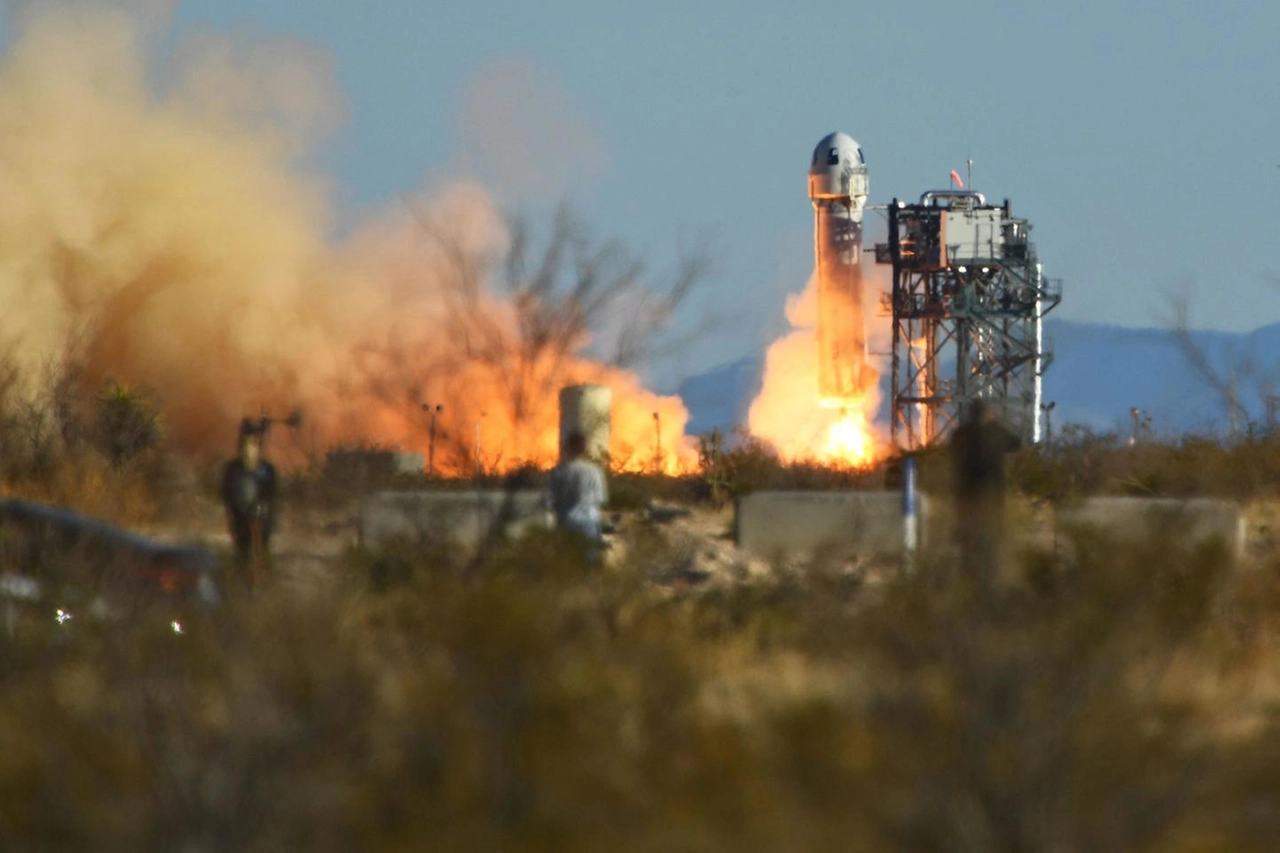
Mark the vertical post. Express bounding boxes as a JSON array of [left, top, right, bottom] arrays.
[[1041, 401, 1055, 448], [421, 403, 443, 477], [888, 202, 901, 448], [1033, 261, 1044, 443], [652, 411, 661, 471], [902, 454, 918, 571], [428, 411, 436, 476], [430, 405, 443, 477]]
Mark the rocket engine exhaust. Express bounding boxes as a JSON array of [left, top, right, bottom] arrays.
[[808, 132, 873, 408]]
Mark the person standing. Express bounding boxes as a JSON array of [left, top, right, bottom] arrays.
[[546, 432, 608, 546], [221, 418, 278, 585], [950, 400, 1021, 593]]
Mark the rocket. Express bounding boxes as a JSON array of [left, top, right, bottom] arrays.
[[808, 132, 874, 407]]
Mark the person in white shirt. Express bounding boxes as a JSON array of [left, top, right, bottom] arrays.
[[546, 432, 608, 543]]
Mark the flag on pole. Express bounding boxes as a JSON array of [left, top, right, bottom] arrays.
[[949, 169, 964, 188]]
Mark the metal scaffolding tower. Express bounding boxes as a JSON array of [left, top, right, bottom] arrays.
[[875, 191, 1062, 447]]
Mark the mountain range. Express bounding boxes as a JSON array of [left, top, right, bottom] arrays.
[[675, 319, 1280, 440]]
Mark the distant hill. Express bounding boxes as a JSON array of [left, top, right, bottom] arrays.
[[673, 355, 762, 437], [674, 319, 1280, 439]]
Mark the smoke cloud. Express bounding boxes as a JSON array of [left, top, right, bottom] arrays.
[[0, 3, 691, 472], [453, 58, 610, 202]]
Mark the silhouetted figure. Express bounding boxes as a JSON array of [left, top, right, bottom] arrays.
[[221, 418, 278, 585], [951, 400, 1021, 591], [546, 432, 608, 548]]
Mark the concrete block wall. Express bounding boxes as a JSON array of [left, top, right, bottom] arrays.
[[735, 491, 924, 561], [360, 489, 1247, 566], [1055, 496, 1244, 557], [360, 490, 549, 551], [734, 491, 1245, 562]]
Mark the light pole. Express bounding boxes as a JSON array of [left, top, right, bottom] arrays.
[[652, 411, 661, 471], [1040, 401, 1056, 448], [250, 409, 304, 456], [474, 412, 486, 479], [421, 403, 443, 476]]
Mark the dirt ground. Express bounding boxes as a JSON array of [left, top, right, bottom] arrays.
[[149, 490, 1280, 595]]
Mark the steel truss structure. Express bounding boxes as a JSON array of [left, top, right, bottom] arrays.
[[875, 191, 1062, 447]]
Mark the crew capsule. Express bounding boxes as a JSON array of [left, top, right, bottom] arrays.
[[808, 132, 868, 202]]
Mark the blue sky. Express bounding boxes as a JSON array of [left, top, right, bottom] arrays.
[[160, 0, 1280, 378]]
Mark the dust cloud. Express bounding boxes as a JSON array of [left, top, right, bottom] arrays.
[[0, 2, 691, 472]]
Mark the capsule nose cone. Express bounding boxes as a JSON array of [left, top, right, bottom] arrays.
[[809, 131, 868, 202], [810, 132, 863, 175]]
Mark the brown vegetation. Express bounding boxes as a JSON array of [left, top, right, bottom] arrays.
[[1, 415, 1280, 849], [1, 354, 1280, 849], [2, 512, 1279, 850]]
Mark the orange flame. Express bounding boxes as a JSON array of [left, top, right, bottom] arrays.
[[823, 407, 877, 464], [330, 308, 698, 478], [357, 367, 695, 477], [747, 277, 884, 468]]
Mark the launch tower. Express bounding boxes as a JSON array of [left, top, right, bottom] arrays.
[[875, 191, 1062, 447]]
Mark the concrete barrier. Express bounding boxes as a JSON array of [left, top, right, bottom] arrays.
[[735, 492, 1245, 564], [363, 489, 1245, 564], [1055, 496, 1244, 556], [735, 491, 922, 561], [359, 490, 550, 551]]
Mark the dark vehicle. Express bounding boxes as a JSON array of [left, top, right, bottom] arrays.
[[0, 500, 220, 630]]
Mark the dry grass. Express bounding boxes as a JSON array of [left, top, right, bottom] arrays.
[[1, 357, 1279, 849], [2, 512, 1279, 851]]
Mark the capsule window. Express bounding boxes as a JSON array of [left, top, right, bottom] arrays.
[[857, 148, 864, 164], [827, 147, 840, 165]]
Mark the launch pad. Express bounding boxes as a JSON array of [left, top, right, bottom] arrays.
[[875, 192, 1062, 447]]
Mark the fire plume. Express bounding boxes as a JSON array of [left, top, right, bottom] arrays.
[[747, 277, 884, 468]]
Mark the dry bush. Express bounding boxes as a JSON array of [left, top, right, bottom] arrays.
[[1013, 427, 1280, 502], [0, 348, 179, 525], [2, 526, 1278, 851]]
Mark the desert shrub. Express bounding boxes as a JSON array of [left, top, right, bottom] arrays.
[[0, 351, 181, 524], [1014, 426, 1280, 502], [2, 528, 1278, 850], [606, 471, 702, 511], [696, 433, 884, 499], [95, 381, 164, 469]]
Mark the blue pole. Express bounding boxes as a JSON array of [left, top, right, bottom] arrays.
[[902, 455, 918, 569]]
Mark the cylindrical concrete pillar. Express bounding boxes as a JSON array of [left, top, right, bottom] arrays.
[[559, 384, 611, 463]]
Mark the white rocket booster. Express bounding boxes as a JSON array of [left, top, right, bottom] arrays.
[[808, 132, 872, 407]]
